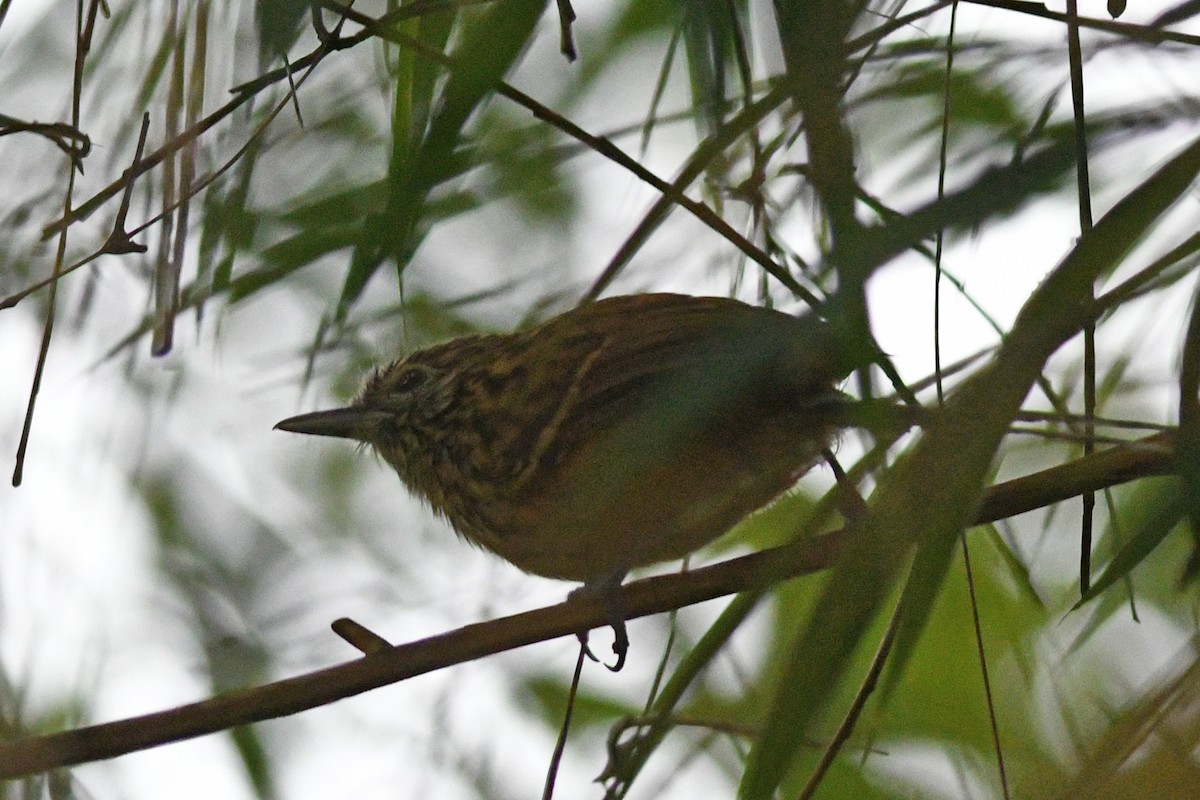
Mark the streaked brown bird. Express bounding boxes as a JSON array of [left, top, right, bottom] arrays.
[[276, 293, 886, 663]]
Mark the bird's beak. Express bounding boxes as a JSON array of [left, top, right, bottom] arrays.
[[274, 407, 390, 441]]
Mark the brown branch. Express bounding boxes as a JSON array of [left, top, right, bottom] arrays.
[[961, 0, 1200, 46], [0, 432, 1176, 778]]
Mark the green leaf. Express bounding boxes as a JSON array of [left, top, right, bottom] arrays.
[[678, 0, 746, 136], [740, 132, 1200, 800], [521, 674, 640, 732], [1073, 479, 1186, 610], [341, 0, 550, 319]]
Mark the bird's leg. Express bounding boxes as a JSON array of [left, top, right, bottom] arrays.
[[569, 571, 629, 672]]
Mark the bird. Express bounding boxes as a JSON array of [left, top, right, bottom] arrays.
[[276, 293, 896, 666]]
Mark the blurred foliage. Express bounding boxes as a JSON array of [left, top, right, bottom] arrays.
[[3, 2, 1200, 800]]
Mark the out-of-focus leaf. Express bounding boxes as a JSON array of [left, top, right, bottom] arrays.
[[741, 133, 1200, 800], [678, 0, 745, 136], [256, 0, 309, 64], [201, 149, 260, 296], [340, 0, 549, 319], [255, 223, 361, 285], [1071, 478, 1185, 612], [231, 725, 275, 800], [861, 61, 1025, 137], [1057, 640, 1200, 799], [984, 524, 1047, 612], [1064, 478, 1192, 652], [522, 674, 641, 732], [565, 0, 677, 98], [475, 110, 578, 224], [280, 180, 387, 229]]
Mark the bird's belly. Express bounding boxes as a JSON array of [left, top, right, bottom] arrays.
[[476, 428, 826, 582]]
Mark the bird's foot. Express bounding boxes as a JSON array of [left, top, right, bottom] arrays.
[[569, 572, 629, 672]]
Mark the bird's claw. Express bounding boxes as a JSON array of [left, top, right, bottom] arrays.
[[577, 621, 627, 672], [571, 574, 629, 671]]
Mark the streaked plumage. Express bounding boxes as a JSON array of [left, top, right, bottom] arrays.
[[277, 293, 871, 582]]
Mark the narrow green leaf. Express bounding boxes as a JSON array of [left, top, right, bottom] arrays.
[[740, 132, 1200, 800], [1073, 481, 1186, 610], [341, 0, 550, 319]]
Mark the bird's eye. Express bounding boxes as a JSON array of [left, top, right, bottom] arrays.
[[392, 366, 429, 394]]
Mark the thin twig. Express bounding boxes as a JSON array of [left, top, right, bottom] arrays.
[[797, 598, 902, 800], [542, 642, 588, 800]]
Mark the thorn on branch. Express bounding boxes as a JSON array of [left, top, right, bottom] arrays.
[[102, 112, 151, 256], [332, 617, 393, 654]]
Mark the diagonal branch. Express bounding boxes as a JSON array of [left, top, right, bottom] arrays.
[[0, 433, 1175, 779]]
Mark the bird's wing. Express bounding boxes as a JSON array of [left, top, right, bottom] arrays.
[[509, 294, 854, 488]]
